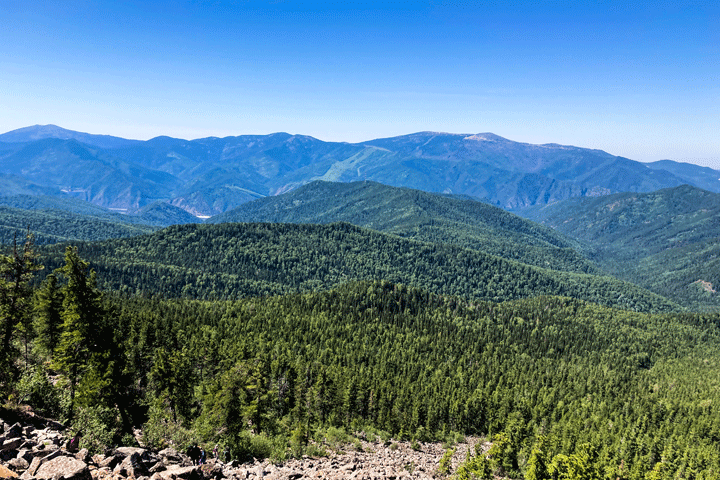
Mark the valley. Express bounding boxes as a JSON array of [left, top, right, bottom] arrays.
[[1, 126, 719, 480]]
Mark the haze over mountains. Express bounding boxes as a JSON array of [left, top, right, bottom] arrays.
[[3, 124, 720, 311], [1, 124, 719, 217]]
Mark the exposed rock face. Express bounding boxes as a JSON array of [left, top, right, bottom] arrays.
[[1, 409, 478, 480]]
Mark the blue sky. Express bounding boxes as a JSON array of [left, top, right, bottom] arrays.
[[1, 1, 718, 166]]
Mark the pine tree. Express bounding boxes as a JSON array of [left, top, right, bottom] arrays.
[[34, 273, 63, 359], [53, 246, 107, 417], [0, 233, 41, 393]]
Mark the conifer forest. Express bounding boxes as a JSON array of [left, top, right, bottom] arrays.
[[3, 217, 720, 479]]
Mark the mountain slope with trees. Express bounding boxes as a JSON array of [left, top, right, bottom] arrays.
[[36, 222, 677, 312], [209, 180, 597, 274], [2, 236, 719, 479], [519, 184, 720, 311], [0, 206, 159, 245]]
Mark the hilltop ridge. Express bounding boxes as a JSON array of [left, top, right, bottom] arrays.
[[2, 125, 718, 216]]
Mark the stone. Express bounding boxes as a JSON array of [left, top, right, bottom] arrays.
[[114, 451, 150, 478], [158, 448, 182, 464], [0, 464, 19, 478], [115, 446, 148, 457], [15, 449, 33, 463], [149, 462, 167, 474], [5, 424, 23, 440], [75, 448, 92, 464], [7, 457, 29, 472], [1, 438, 22, 452], [21, 456, 43, 478], [99, 454, 122, 469], [149, 465, 202, 480], [38, 449, 64, 465], [34, 456, 91, 480], [200, 462, 224, 479]]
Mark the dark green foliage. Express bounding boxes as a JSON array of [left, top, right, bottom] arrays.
[[0, 205, 159, 245], [33, 274, 63, 358], [53, 246, 108, 415], [101, 280, 720, 477], [15, 365, 65, 418], [0, 234, 41, 394], [51, 246, 133, 427], [520, 185, 720, 311], [38, 222, 677, 312], [208, 180, 597, 274], [6, 236, 720, 478]]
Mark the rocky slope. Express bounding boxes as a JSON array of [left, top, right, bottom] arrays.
[[0, 409, 478, 480]]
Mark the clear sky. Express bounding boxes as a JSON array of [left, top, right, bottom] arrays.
[[1, 1, 718, 167]]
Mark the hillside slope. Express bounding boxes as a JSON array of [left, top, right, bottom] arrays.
[[39, 222, 678, 312], [209, 180, 597, 274], [0, 205, 159, 244], [520, 184, 720, 310]]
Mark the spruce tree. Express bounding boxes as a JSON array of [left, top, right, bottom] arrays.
[[0, 233, 40, 393], [53, 246, 107, 417], [34, 273, 63, 359]]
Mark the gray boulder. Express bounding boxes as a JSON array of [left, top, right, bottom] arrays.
[[7, 457, 29, 473], [1, 437, 22, 452], [34, 456, 91, 480], [5, 423, 23, 439], [114, 451, 150, 478], [149, 465, 203, 480], [74, 448, 91, 464]]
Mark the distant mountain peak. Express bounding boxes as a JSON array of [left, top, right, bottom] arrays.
[[1, 124, 73, 141], [0, 124, 140, 149], [463, 133, 506, 142]]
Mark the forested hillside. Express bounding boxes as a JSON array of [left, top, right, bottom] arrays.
[[2, 238, 719, 479], [0, 195, 204, 245], [520, 185, 720, 311], [0, 205, 158, 244], [37, 222, 677, 312], [209, 181, 597, 274]]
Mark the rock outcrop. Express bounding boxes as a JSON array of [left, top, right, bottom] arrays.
[[1, 409, 477, 480]]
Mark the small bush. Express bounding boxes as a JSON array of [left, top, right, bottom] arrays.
[[15, 366, 66, 419], [142, 403, 196, 450], [378, 429, 392, 444], [72, 405, 121, 454], [438, 447, 455, 475], [324, 426, 350, 449]]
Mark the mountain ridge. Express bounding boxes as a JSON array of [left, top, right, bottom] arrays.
[[208, 180, 598, 274], [2, 125, 719, 216], [519, 184, 720, 311]]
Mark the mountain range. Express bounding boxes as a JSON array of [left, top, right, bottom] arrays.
[[2, 124, 719, 216], [519, 184, 720, 310]]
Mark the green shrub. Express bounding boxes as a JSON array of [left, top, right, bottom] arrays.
[[142, 402, 196, 450], [71, 405, 121, 454], [15, 366, 66, 419], [324, 426, 350, 449], [438, 447, 455, 475]]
